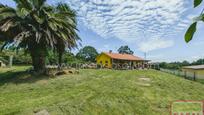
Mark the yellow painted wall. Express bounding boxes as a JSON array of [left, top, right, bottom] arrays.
[[96, 53, 112, 68], [182, 68, 204, 79], [196, 70, 204, 79]]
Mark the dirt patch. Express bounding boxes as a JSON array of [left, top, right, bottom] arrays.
[[34, 109, 49, 115], [139, 77, 151, 82], [136, 77, 151, 86], [136, 82, 151, 87]]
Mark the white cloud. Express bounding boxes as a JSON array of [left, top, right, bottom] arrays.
[[192, 41, 204, 46], [65, 0, 191, 52], [138, 38, 174, 52], [103, 44, 110, 49]]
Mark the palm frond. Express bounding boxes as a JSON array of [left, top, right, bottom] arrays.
[[13, 31, 31, 47], [0, 0, 80, 61], [0, 19, 15, 31], [30, 0, 46, 10], [0, 5, 17, 20], [13, 0, 33, 11]]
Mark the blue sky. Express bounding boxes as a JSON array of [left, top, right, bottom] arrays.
[[1, 0, 204, 62]]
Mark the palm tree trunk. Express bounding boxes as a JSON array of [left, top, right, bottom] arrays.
[[29, 44, 47, 74], [31, 52, 46, 74]]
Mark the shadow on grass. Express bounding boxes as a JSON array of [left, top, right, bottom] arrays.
[[0, 70, 52, 85], [197, 79, 204, 84]]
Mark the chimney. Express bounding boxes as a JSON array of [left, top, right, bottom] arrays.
[[109, 50, 112, 53]]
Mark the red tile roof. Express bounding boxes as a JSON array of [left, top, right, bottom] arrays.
[[103, 52, 145, 61]]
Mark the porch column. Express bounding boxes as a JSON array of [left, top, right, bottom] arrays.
[[111, 58, 114, 69], [129, 61, 132, 69]]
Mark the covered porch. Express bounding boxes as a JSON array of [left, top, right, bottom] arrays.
[[111, 59, 150, 70]]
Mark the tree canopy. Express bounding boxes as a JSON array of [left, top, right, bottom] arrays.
[[0, 0, 80, 73], [117, 45, 134, 55], [159, 59, 204, 70], [76, 46, 98, 62]]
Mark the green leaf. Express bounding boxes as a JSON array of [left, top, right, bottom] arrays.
[[194, 0, 202, 7], [185, 22, 197, 43]]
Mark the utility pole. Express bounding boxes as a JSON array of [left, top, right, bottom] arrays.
[[144, 52, 147, 60]]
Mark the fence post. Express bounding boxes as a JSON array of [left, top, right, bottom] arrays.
[[184, 71, 187, 79], [193, 72, 196, 81]]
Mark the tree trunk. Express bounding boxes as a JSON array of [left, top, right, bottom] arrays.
[[9, 55, 13, 67], [31, 53, 46, 74], [29, 44, 47, 74], [57, 42, 65, 70]]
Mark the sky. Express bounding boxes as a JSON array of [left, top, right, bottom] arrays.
[[0, 0, 204, 62]]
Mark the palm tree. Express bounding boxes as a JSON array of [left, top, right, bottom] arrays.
[[0, 0, 80, 74]]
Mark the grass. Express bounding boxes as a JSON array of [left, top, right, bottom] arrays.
[[0, 66, 204, 115], [197, 79, 204, 84], [172, 102, 203, 113]]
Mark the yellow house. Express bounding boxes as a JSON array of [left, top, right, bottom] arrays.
[[182, 65, 204, 80], [96, 51, 149, 69]]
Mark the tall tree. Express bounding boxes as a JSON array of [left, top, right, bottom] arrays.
[[185, 0, 203, 42], [76, 46, 98, 62], [117, 45, 134, 55], [0, 0, 80, 74]]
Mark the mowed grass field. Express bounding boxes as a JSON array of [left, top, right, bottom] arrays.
[[0, 66, 204, 115]]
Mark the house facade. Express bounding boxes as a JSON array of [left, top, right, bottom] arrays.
[[182, 65, 204, 79], [96, 52, 150, 69]]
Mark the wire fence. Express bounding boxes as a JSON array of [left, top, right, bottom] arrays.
[[160, 68, 185, 76], [160, 68, 204, 80]]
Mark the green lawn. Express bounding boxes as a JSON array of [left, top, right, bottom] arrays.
[[0, 66, 204, 115]]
